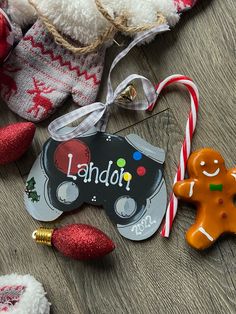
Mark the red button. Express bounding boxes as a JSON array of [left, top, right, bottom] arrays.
[[137, 166, 146, 176]]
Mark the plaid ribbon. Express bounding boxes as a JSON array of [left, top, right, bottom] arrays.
[[48, 24, 170, 141]]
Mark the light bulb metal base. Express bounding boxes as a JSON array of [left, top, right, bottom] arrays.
[[32, 227, 54, 246]]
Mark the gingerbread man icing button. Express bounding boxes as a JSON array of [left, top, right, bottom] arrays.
[[173, 148, 236, 250]]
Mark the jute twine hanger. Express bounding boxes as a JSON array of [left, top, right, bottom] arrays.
[[94, 0, 166, 34], [28, 0, 167, 55]]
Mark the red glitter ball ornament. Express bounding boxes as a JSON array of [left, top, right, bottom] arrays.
[[33, 224, 115, 260], [0, 10, 13, 63], [0, 122, 36, 165]]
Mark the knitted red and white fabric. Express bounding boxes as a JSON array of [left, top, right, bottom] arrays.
[[0, 285, 25, 312], [1, 19, 106, 122], [0, 274, 50, 313]]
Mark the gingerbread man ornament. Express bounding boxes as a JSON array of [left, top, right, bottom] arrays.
[[174, 148, 236, 250]]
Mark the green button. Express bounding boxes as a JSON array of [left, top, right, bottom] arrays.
[[117, 158, 126, 168]]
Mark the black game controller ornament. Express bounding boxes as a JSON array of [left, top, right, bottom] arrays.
[[25, 128, 167, 241]]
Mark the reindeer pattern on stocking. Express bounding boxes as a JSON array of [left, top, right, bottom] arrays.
[[27, 78, 55, 119]]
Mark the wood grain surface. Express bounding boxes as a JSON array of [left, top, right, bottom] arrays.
[[0, 0, 235, 313]]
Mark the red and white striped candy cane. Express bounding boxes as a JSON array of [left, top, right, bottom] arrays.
[[149, 74, 199, 238]]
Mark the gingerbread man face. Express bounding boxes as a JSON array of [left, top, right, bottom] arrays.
[[174, 148, 236, 250], [187, 149, 227, 180]]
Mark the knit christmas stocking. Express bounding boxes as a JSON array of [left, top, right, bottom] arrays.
[[1, 19, 106, 122]]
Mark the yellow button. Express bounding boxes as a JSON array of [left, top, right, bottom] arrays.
[[123, 172, 132, 182]]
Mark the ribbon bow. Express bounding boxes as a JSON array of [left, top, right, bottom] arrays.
[[48, 24, 169, 141]]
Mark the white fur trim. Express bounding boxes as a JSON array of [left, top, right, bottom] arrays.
[[0, 274, 50, 314], [9, 0, 179, 45], [14, 0, 179, 45], [8, 0, 37, 28]]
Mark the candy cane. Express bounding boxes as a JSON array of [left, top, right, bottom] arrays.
[[149, 74, 199, 237]]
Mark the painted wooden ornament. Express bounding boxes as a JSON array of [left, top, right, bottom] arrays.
[[173, 148, 236, 249], [25, 128, 167, 241]]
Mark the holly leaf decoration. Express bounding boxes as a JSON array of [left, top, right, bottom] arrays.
[[26, 177, 36, 191], [28, 191, 40, 203], [26, 177, 40, 202]]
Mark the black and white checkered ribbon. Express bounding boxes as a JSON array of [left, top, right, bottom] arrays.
[[48, 24, 169, 141]]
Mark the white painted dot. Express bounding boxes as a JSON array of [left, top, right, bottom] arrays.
[[214, 160, 219, 164], [200, 161, 205, 166]]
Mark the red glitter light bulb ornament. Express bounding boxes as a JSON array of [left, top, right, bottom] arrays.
[[0, 122, 36, 165], [32, 224, 115, 260]]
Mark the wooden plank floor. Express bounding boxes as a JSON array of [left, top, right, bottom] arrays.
[[0, 0, 235, 313]]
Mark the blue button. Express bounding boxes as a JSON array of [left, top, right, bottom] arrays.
[[133, 151, 142, 161]]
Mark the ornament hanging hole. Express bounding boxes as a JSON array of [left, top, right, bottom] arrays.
[[32, 230, 37, 240]]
